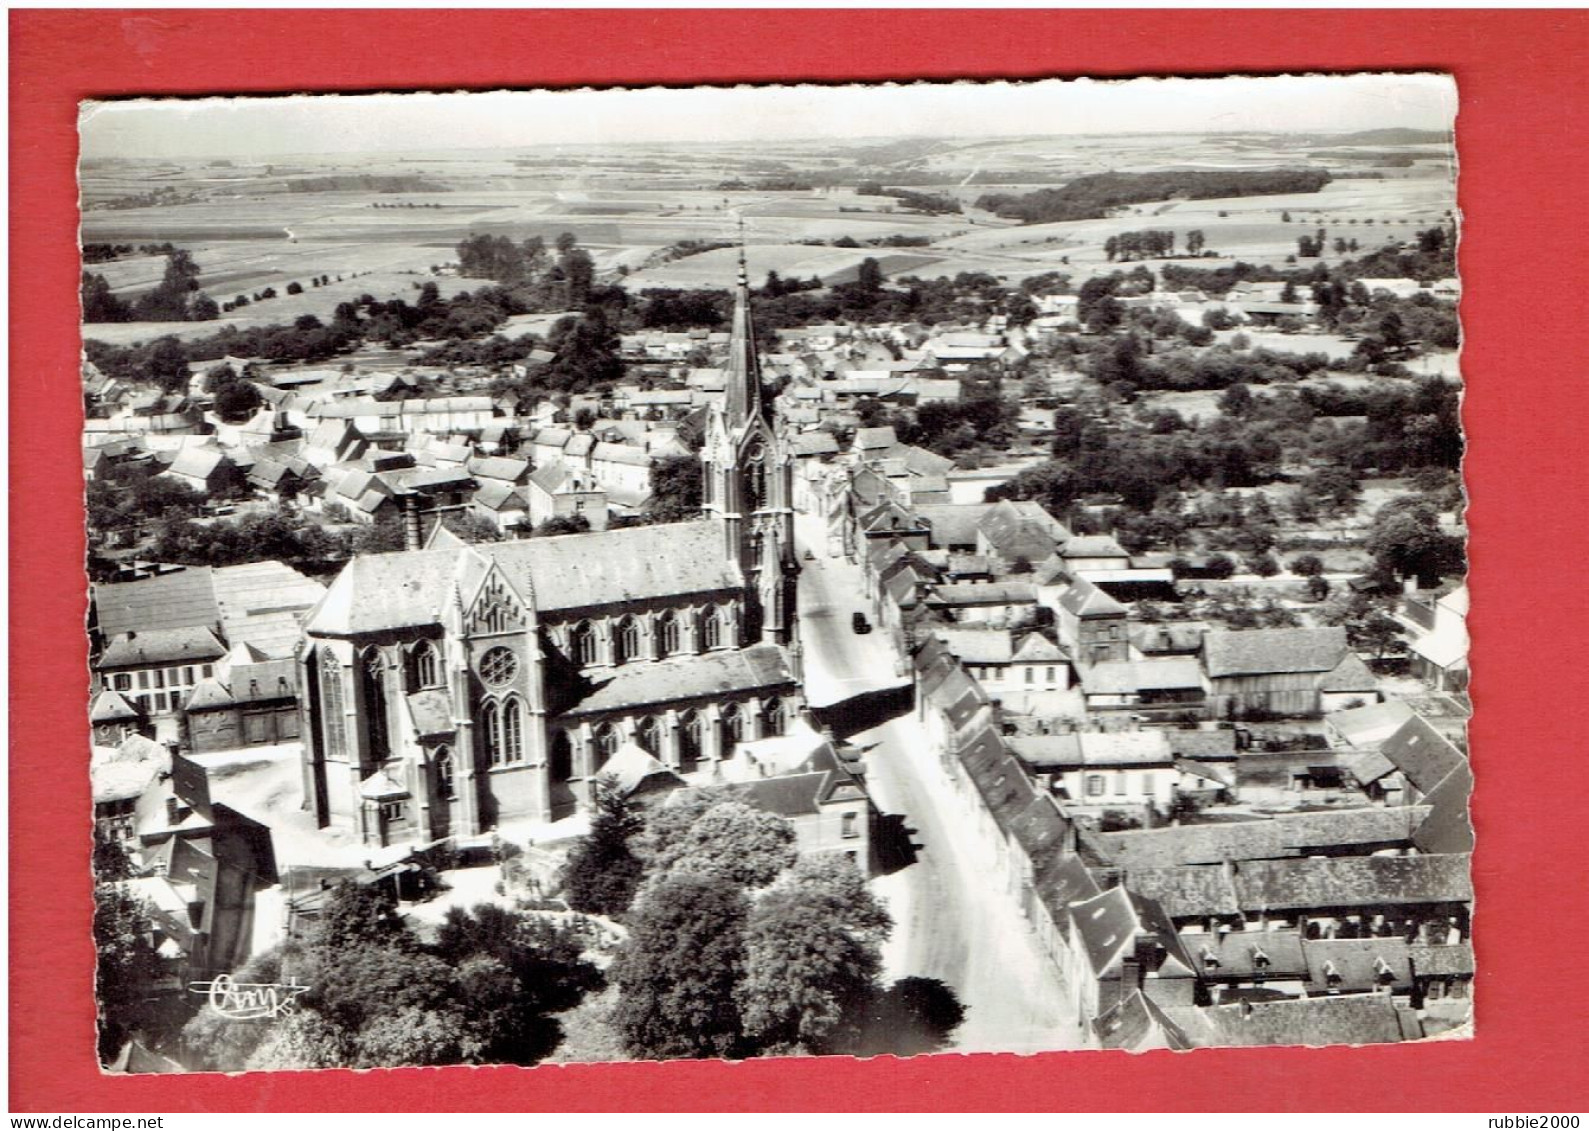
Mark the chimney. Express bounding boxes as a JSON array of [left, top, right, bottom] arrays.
[[165, 796, 181, 826], [402, 493, 422, 551]]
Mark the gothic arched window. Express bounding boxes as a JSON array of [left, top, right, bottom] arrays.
[[744, 441, 767, 512], [481, 701, 501, 767], [569, 620, 599, 667], [761, 697, 785, 738], [594, 723, 620, 769], [549, 729, 573, 783], [412, 640, 440, 690], [360, 647, 389, 761], [657, 610, 681, 656], [502, 698, 521, 759], [701, 604, 724, 650], [435, 745, 455, 800], [678, 709, 702, 770], [635, 715, 661, 756], [614, 616, 641, 666], [721, 702, 744, 748], [320, 650, 346, 760]]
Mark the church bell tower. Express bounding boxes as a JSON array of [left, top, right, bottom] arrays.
[[702, 247, 797, 645]]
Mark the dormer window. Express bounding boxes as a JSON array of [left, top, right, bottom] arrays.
[[1323, 961, 1342, 989], [1201, 947, 1220, 972], [1252, 947, 1270, 971]]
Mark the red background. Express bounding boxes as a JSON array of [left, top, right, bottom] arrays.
[[11, 8, 1589, 1112]]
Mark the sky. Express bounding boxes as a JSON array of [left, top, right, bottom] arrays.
[[79, 74, 1457, 161]]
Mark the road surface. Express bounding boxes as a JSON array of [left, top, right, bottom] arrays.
[[793, 514, 1086, 1054]]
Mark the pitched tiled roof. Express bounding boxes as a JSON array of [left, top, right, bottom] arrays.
[[1080, 658, 1204, 695], [1319, 653, 1378, 692], [915, 504, 993, 548], [1232, 853, 1473, 911], [1164, 730, 1237, 760], [1099, 864, 1240, 919], [1166, 993, 1414, 1048], [182, 677, 236, 711], [1180, 929, 1307, 979], [1378, 715, 1467, 795], [94, 568, 218, 638], [1327, 699, 1416, 747], [1055, 578, 1126, 619], [1407, 942, 1474, 978], [1012, 633, 1067, 663], [1093, 989, 1194, 1052], [98, 626, 228, 669], [490, 521, 740, 612], [1095, 807, 1432, 869], [1303, 937, 1413, 993], [89, 687, 142, 722], [564, 643, 797, 717], [731, 772, 828, 818], [1411, 765, 1475, 854], [1203, 627, 1348, 679], [934, 627, 1014, 665], [211, 562, 327, 659], [472, 480, 527, 511], [926, 582, 1037, 608]]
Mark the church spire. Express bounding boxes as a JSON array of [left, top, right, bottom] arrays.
[[724, 227, 764, 430]]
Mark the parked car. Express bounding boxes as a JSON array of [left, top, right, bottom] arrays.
[[803, 549, 815, 561], [852, 612, 871, 634]]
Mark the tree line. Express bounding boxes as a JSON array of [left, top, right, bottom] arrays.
[[975, 168, 1333, 225]]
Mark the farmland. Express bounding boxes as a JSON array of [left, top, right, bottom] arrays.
[[80, 129, 1455, 347]]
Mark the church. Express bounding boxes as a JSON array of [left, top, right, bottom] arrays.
[[296, 257, 802, 846]]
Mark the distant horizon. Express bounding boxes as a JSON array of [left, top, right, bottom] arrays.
[[79, 126, 1456, 167], [80, 75, 1457, 161]]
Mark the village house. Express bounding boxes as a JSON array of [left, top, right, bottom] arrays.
[[1202, 626, 1379, 718], [1007, 730, 1180, 815], [1078, 657, 1207, 717], [723, 727, 876, 872], [122, 754, 279, 986], [524, 463, 608, 531], [91, 561, 326, 747]]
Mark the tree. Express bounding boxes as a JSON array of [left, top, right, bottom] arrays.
[[1366, 499, 1465, 586], [1306, 575, 1332, 602], [610, 873, 751, 1059], [438, 510, 504, 544], [1245, 552, 1280, 578], [286, 281, 304, 296], [643, 453, 703, 522], [1218, 382, 1254, 418], [1204, 553, 1236, 580], [855, 257, 883, 293], [851, 977, 965, 1057], [641, 799, 798, 891], [737, 857, 891, 1053], [94, 883, 164, 1063], [132, 249, 204, 322], [1185, 229, 1206, 256], [533, 513, 591, 537], [1290, 553, 1325, 577], [1301, 466, 1362, 514], [82, 272, 133, 323], [146, 336, 192, 393], [544, 309, 622, 391], [563, 781, 644, 917]]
